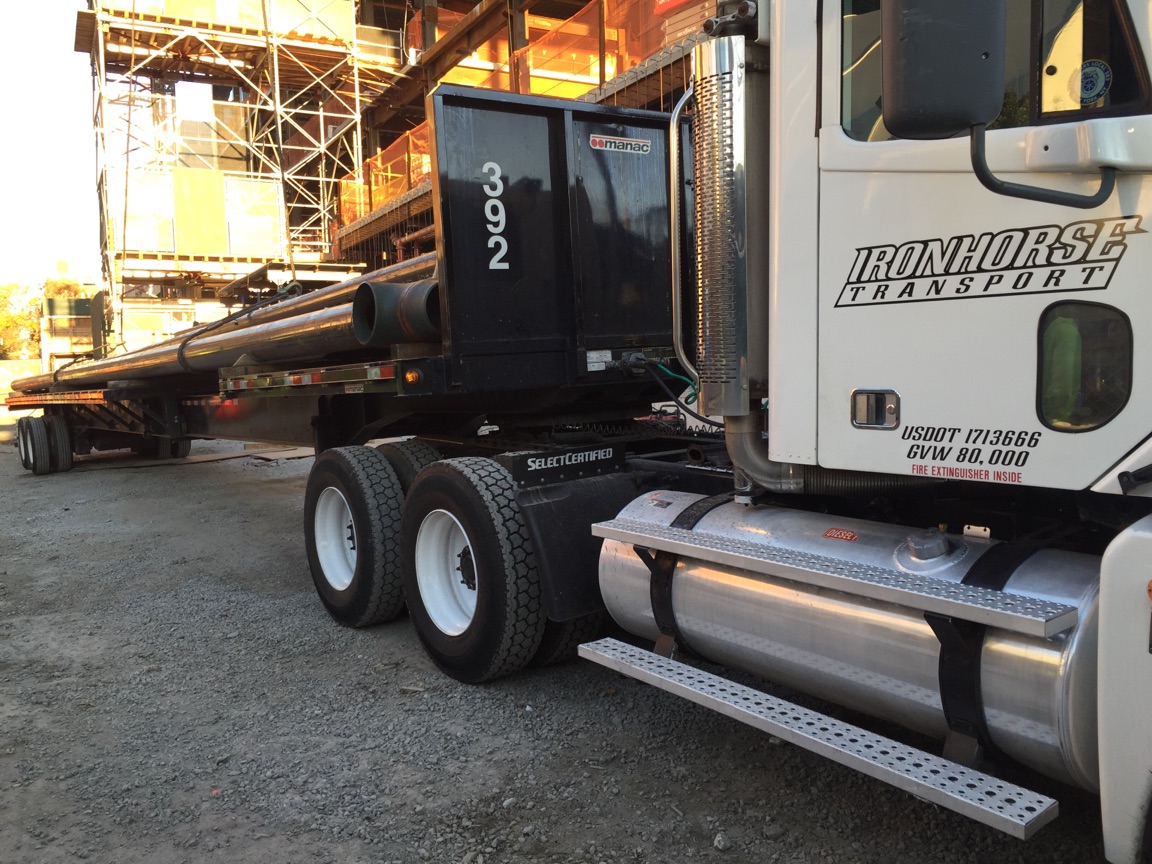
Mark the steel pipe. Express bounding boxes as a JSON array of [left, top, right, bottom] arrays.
[[245, 253, 437, 327], [13, 303, 362, 391], [11, 255, 438, 393], [353, 280, 440, 347]]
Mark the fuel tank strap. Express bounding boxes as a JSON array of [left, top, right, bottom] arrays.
[[634, 493, 734, 656], [962, 542, 1039, 591], [928, 542, 1041, 763]]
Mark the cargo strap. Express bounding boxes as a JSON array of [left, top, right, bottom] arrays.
[[927, 542, 1038, 765], [633, 493, 733, 657]]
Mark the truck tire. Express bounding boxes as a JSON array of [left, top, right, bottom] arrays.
[[44, 416, 74, 473], [304, 446, 405, 627], [16, 418, 32, 471], [375, 439, 441, 492], [531, 611, 607, 667], [401, 458, 546, 683], [25, 417, 53, 476], [170, 439, 192, 459]]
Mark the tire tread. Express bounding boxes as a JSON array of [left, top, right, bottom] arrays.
[[449, 457, 545, 680], [375, 439, 441, 492], [306, 446, 405, 627]]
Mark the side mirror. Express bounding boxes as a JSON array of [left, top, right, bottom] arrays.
[[880, 0, 1115, 209], [881, 0, 1006, 139]]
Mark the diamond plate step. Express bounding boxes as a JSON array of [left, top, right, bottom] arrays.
[[579, 638, 1059, 840], [592, 518, 1077, 637]]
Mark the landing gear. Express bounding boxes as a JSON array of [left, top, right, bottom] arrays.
[[304, 446, 405, 627], [401, 458, 546, 683]]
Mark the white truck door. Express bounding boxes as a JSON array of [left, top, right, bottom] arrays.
[[817, 0, 1152, 492]]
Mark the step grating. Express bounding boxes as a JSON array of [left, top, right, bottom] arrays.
[[593, 518, 1077, 637], [579, 638, 1059, 840]]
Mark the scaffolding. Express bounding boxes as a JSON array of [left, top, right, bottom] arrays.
[[74, 0, 406, 349], [71, 0, 711, 343], [335, 0, 708, 267]]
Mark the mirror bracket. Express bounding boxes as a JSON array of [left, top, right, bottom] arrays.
[[970, 124, 1116, 210]]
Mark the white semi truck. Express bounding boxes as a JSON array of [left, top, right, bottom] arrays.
[[9, 1, 1152, 859]]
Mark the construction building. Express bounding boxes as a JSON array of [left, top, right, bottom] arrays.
[[73, 0, 708, 354]]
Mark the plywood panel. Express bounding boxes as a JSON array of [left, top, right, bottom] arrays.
[[173, 167, 228, 256]]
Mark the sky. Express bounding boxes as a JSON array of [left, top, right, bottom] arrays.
[[0, 1, 101, 288]]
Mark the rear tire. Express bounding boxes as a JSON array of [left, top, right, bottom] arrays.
[[401, 458, 545, 683], [375, 439, 441, 492], [304, 446, 405, 627], [170, 439, 192, 459], [44, 416, 73, 473], [26, 417, 52, 476]]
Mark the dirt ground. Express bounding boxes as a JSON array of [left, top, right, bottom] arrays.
[[0, 428, 1110, 863]]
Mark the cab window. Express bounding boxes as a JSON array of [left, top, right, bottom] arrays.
[[1038, 301, 1131, 432], [842, 0, 1148, 142]]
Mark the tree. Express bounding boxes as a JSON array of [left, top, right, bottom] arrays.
[[0, 283, 42, 360], [44, 278, 86, 300]]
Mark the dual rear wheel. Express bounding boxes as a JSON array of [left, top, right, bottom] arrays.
[[304, 443, 602, 683], [16, 416, 72, 475]]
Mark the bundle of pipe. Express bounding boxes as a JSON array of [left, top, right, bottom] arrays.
[[11, 255, 438, 394]]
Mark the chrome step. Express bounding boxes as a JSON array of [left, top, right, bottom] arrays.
[[592, 518, 1077, 637], [579, 638, 1059, 840]]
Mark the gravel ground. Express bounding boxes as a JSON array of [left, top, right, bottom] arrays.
[[0, 437, 1110, 863]]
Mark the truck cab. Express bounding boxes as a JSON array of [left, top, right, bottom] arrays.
[[665, 3, 1152, 860]]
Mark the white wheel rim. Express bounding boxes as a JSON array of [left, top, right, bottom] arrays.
[[17, 421, 29, 466], [314, 486, 357, 591], [415, 509, 478, 636]]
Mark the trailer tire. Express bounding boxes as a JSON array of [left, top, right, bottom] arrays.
[[26, 417, 53, 476], [375, 439, 441, 492], [44, 416, 74, 473], [305, 446, 405, 627], [170, 439, 192, 459], [401, 458, 546, 683], [16, 418, 32, 471], [531, 611, 606, 667]]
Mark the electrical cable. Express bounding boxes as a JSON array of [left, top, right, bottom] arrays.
[[630, 360, 723, 428], [174, 285, 306, 372], [654, 361, 698, 403]]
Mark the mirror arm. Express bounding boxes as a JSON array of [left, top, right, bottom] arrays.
[[970, 123, 1116, 209]]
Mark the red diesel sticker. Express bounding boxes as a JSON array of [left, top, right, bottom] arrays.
[[590, 134, 651, 154], [822, 528, 858, 542]]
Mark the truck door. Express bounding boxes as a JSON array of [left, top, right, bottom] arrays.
[[817, 0, 1152, 491]]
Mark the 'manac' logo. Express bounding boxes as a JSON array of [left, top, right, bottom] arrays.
[[590, 134, 651, 154], [836, 216, 1144, 307]]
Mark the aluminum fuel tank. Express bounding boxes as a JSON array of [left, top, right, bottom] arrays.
[[598, 490, 1100, 790]]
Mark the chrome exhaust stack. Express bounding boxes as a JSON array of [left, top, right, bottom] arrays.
[[688, 34, 771, 419]]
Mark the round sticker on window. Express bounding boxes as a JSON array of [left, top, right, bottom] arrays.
[[1075, 60, 1113, 104]]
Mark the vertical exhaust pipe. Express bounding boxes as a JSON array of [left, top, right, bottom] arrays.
[[690, 35, 772, 418]]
